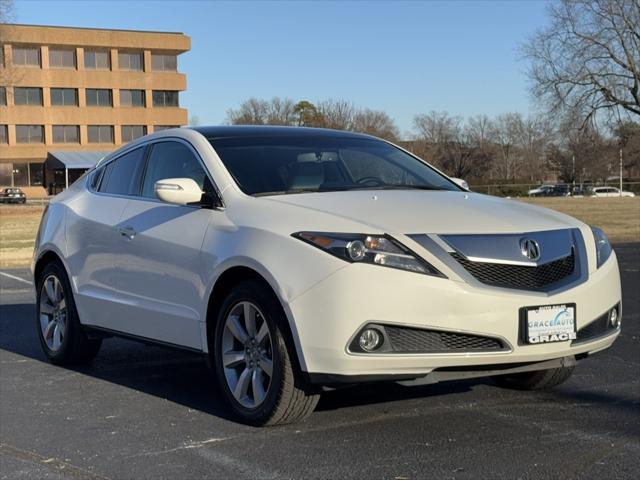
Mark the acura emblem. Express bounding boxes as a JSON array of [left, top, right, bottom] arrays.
[[520, 238, 541, 261]]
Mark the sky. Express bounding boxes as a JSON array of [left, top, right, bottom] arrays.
[[14, 0, 552, 135]]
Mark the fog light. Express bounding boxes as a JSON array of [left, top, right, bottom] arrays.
[[609, 308, 619, 328], [346, 240, 366, 261], [358, 328, 383, 352]]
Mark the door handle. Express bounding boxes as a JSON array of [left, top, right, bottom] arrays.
[[117, 225, 136, 239]]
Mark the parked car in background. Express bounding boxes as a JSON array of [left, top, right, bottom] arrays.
[[528, 184, 570, 197], [0, 187, 27, 204], [32, 126, 622, 426], [591, 187, 636, 198]]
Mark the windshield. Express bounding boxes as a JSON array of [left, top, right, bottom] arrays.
[[207, 135, 460, 196]]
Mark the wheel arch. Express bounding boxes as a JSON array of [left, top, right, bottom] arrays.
[[34, 248, 70, 287], [204, 264, 309, 375]]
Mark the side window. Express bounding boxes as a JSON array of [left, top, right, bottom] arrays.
[[141, 141, 211, 199], [90, 166, 104, 190], [98, 147, 146, 196]]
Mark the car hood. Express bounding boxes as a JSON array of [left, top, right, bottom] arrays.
[[260, 190, 581, 234]]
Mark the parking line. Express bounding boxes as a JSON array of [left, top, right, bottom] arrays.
[[0, 272, 32, 286]]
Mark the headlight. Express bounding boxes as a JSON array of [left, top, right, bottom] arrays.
[[590, 226, 612, 268], [293, 232, 444, 276]]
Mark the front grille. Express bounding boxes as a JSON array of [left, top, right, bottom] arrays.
[[450, 250, 575, 291], [385, 325, 506, 353]]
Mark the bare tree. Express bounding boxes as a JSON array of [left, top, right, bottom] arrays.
[[413, 111, 462, 145], [265, 97, 296, 125], [352, 109, 399, 141], [490, 113, 522, 179], [226, 98, 269, 125], [0, 0, 18, 89], [466, 115, 493, 151], [412, 111, 480, 178], [316, 99, 356, 130], [226, 97, 296, 125], [522, 0, 640, 123]]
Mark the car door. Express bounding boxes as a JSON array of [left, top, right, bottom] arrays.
[[67, 146, 147, 329], [111, 139, 216, 349]]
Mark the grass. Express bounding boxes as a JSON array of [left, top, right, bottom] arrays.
[[518, 197, 640, 244], [0, 204, 46, 269], [0, 197, 638, 269]]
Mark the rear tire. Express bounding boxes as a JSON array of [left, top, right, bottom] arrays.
[[36, 261, 102, 365], [492, 366, 574, 390], [213, 280, 319, 426]]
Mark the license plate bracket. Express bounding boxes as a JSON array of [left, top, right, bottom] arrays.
[[519, 304, 577, 345]]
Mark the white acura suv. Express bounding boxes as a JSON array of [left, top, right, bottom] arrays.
[[33, 126, 622, 426]]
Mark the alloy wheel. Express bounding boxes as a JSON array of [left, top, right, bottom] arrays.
[[221, 301, 274, 409], [39, 275, 67, 352]]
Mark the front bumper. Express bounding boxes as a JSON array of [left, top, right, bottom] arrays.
[[288, 251, 621, 378]]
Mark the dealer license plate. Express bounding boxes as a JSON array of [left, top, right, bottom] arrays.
[[525, 304, 576, 344]]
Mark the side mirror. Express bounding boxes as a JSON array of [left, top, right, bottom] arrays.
[[451, 177, 469, 190], [154, 178, 203, 205]]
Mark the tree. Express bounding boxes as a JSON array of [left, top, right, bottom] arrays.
[[522, 0, 640, 123], [352, 109, 399, 141], [316, 99, 356, 130], [412, 111, 480, 178], [293, 100, 321, 126], [0, 0, 20, 90], [490, 113, 522, 179], [613, 120, 640, 177], [226, 97, 296, 125]]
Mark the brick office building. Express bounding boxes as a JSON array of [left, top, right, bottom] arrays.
[[0, 24, 190, 197]]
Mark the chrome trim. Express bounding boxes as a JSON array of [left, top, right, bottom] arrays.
[[440, 229, 574, 267], [409, 229, 588, 295], [88, 136, 225, 210]]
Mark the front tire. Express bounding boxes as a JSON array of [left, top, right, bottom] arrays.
[[492, 366, 575, 390], [213, 280, 319, 426], [36, 262, 102, 365]]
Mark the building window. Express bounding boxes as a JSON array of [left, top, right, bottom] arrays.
[[151, 53, 177, 72], [88, 125, 114, 143], [0, 87, 6, 106], [50, 88, 78, 106], [52, 125, 80, 143], [14, 87, 43, 106], [86, 89, 112, 107], [84, 50, 110, 70], [120, 89, 145, 107], [0, 125, 7, 143], [0, 163, 11, 185], [12, 46, 40, 67], [121, 125, 147, 143], [29, 163, 44, 186], [49, 49, 76, 69], [13, 164, 29, 187], [16, 125, 44, 144], [154, 125, 180, 132], [118, 51, 143, 71], [152, 90, 179, 107]]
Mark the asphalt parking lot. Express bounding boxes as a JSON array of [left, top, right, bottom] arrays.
[[1, 245, 638, 480]]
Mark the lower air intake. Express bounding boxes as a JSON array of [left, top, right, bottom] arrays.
[[385, 325, 506, 353]]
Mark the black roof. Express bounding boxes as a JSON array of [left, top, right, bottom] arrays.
[[189, 125, 375, 140]]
